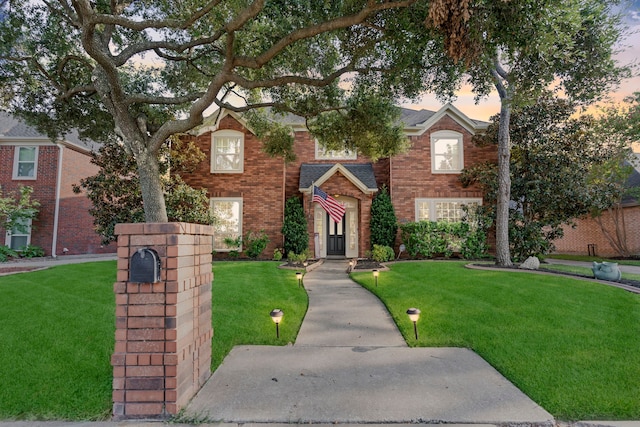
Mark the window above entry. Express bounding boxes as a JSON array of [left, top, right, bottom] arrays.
[[315, 140, 357, 160], [211, 130, 244, 173], [431, 130, 463, 173]]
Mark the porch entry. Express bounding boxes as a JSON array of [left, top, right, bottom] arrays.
[[314, 196, 358, 258], [327, 214, 345, 256]]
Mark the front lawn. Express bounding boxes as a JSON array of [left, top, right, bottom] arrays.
[[351, 261, 640, 421], [0, 260, 305, 421]]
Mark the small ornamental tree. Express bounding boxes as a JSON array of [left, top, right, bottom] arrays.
[[0, 185, 40, 235], [282, 197, 308, 256], [370, 185, 397, 248], [73, 137, 214, 245]]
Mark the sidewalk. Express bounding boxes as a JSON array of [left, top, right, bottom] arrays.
[[183, 259, 554, 425]]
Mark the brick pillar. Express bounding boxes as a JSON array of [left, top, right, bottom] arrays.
[[111, 222, 214, 420]]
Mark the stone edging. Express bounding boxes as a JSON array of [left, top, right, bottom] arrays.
[[278, 258, 325, 273]]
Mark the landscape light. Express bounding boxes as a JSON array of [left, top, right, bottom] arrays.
[[406, 308, 421, 340]]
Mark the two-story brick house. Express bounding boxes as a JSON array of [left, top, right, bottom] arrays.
[[182, 104, 494, 259], [0, 112, 115, 256]]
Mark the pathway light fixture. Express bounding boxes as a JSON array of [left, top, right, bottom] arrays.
[[406, 308, 421, 340], [373, 269, 379, 287], [270, 309, 283, 339], [296, 271, 303, 288]]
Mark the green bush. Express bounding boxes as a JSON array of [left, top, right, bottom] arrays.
[[399, 220, 489, 259], [370, 186, 397, 248], [0, 245, 19, 262], [243, 230, 270, 259], [223, 236, 242, 258], [282, 197, 308, 256], [371, 244, 395, 262], [19, 244, 45, 258], [287, 250, 311, 264], [273, 248, 283, 261]]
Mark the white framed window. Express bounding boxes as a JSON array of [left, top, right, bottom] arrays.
[[315, 140, 357, 160], [431, 130, 463, 173], [211, 130, 244, 173], [13, 146, 38, 179], [210, 198, 242, 251], [415, 198, 482, 222], [5, 218, 32, 250]]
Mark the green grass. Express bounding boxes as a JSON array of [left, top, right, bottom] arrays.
[[211, 261, 308, 371], [541, 263, 640, 281], [547, 254, 640, 266], [0, 260, 306, 420], [3, 260, 638, 421], [0, 262, 117, 421], [351, 261, 640, 421]]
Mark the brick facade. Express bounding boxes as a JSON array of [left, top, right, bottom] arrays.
[[181, 106, 495, 259], [0, 142, 116, 256], [112, 222, 214, 419], [553, 205, 640, 257]]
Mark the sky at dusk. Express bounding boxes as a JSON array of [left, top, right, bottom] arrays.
[[402, 1, 640, 123]]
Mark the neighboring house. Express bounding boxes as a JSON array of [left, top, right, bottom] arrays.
[[182, 104, 494, 258], [0, 112, 115, 256], [553, 153, 640, 257]]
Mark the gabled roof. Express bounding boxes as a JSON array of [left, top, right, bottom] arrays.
[[199, 104, 489, 136], [401, 103, 488, 136], [0, 112, 101, 153], [299, 163, 378, 194]]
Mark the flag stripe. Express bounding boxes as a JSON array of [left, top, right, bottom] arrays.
[[313, 186, 345, 223]]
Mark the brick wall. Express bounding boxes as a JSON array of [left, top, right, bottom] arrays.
[[112, 222, 214, 419], [0, 144, 116, 256], [57, 146, 116, 255], [553, 206, 640, 257], [182, 116, 285, 257], [391, 116, 495, 224], [0, 145, 58, 254]]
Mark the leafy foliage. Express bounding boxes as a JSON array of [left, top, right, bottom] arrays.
[[243, 230, 270, 259], [73, 138, 214, 245], [370, 185, 398, 248], [0, 245, 18, 262], [371, 244, 395, 262], [399, 220, 488, 259], [0, 185, 40, 234], [18, 244, 44, 259], [462, 94, 633, 261], [0, 1, 414, 222], [282, 197, 308, 256]]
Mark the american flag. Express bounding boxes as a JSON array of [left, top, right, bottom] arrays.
[[313, 186, 346, 223]]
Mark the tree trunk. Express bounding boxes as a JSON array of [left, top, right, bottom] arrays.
[[495, 99, 513, 266], [136, 148, 169, 223], [492, 59, 513, 267]]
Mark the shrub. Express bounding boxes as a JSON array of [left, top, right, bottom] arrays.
[[370, 186, 397, 248], [273, 248, 283, 261], [19, 244, 45, 258], [223, 236, 242, 258], [371, 244, 395, 262], [287, 250, 311, 264], [243, 230, 270, 259], [0, 245, 19, 262], [282, 197, 308, 255], [399, 219, 489, 259]]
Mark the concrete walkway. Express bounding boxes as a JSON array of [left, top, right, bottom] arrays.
[[184, 260, 554, 425]]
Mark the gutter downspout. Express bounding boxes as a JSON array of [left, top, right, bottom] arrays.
[[51, 143, 64, 258]]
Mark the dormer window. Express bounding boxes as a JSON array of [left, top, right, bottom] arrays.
[[431, 130, 463, 173], [211, 130, 244, 173]]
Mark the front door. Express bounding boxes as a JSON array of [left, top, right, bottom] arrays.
[[326, 213, 346, 256]]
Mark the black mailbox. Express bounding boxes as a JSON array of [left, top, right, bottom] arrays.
[[130, 248, 161, 283]]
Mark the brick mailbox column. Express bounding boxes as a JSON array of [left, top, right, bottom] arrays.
[[111, 222, 214, 419]]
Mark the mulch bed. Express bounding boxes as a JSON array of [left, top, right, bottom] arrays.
[[0, 266, 43, 274]]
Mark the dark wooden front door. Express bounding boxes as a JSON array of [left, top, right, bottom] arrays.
[[327, 213, 345, 256]]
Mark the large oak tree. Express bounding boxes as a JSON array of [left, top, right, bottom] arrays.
[[0, 0, 413, 223]]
